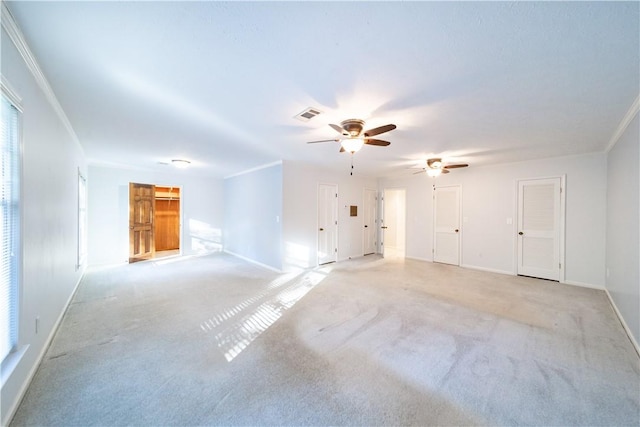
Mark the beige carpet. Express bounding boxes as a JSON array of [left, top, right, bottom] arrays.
[[9, 253, 640, 426]]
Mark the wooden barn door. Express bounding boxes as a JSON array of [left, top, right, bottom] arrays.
[[129, 183, 156, 263]]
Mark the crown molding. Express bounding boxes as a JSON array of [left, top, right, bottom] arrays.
[[1, 2, 82, 151], [224, 160, 283, 179], [1, 74, 22, 111], [605, 94, 640, 153]]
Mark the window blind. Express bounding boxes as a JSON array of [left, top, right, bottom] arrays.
[[1, 95, 19, 362]]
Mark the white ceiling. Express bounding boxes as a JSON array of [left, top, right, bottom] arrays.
[[5, 1, 639, 178]]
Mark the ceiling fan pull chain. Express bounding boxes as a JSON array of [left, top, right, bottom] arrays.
[[351, 154, 354, 176]]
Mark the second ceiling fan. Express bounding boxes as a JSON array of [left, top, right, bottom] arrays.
[[306, 119, 396, 153], [414, 158, 469, 177]]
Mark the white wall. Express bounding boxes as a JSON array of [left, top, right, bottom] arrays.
[[1, 26, 86, 426], [88, 165, 224, 265], [380, 152, 607, 287], [282, 160, 378, 271], [224, 163, 283, 271], [606, 112, 639, 346]]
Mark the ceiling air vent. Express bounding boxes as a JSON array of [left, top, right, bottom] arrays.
[[294, 107, 322, 122]]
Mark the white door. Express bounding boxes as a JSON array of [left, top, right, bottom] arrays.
[[380, 191, 386, 256], [318, 183, 338, 265], [433, 186, 461, 265], [363, 189, 377, 255], [517, 178, 561, 281], [382, 188, 406, 258]]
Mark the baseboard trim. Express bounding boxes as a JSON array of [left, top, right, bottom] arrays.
[[223, 250, 282, 273], [2, 268, 85, 427], [605, 288, 640, 358], [461, 264, 514, 276], [405, 256, 433, 263], [563, 280, 605, 291]]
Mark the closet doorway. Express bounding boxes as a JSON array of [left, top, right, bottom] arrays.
[[129, 183, 181, 263], [154, 186, 181, 258]]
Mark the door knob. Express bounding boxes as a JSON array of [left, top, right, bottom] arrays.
[[518, 231, 524, 235], [319, 228, 324, 231], [364, 225, 368, 228], [381, 226, 388, 229], [455, 229, 459, 233]]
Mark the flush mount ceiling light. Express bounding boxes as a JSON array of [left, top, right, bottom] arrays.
[[171, 159, 191, 168]]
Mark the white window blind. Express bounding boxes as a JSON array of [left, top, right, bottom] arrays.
[[1, 95, 20, 362]]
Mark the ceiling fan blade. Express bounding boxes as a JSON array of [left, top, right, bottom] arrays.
[[329, 124, 347, 135], [443, 163, 469, 169], [339, 146, 345, 153], [364, 138, 391, 146], [306, 139, 340, 144], [442, 169, 450, 174], [364, 124, 396, 137], [413, 169, 425, 175]]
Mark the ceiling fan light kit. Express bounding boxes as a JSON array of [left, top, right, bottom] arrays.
[[341, 137, 365, 153], [426, 168, 442, 177], [306, 118, 396, 174]]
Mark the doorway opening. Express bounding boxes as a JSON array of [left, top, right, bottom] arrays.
[[154, 186, 181, 259], [129, 182, 181, 263], [382, 188, 406, 259]]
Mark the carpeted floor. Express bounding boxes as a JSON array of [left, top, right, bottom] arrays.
[[9, 253, 640, 426]]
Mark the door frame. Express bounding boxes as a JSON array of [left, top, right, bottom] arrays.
[[513, 175, 566, 282], [432, 184, 462, 265]]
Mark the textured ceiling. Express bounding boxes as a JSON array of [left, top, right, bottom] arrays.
[[5, 1, 639, 178]]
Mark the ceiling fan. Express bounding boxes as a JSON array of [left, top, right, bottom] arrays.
[[306, 119, 396, 154], [414, 158, 469, 177]]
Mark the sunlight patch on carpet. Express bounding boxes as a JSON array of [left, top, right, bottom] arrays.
[[200, 269, 328, 362]]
